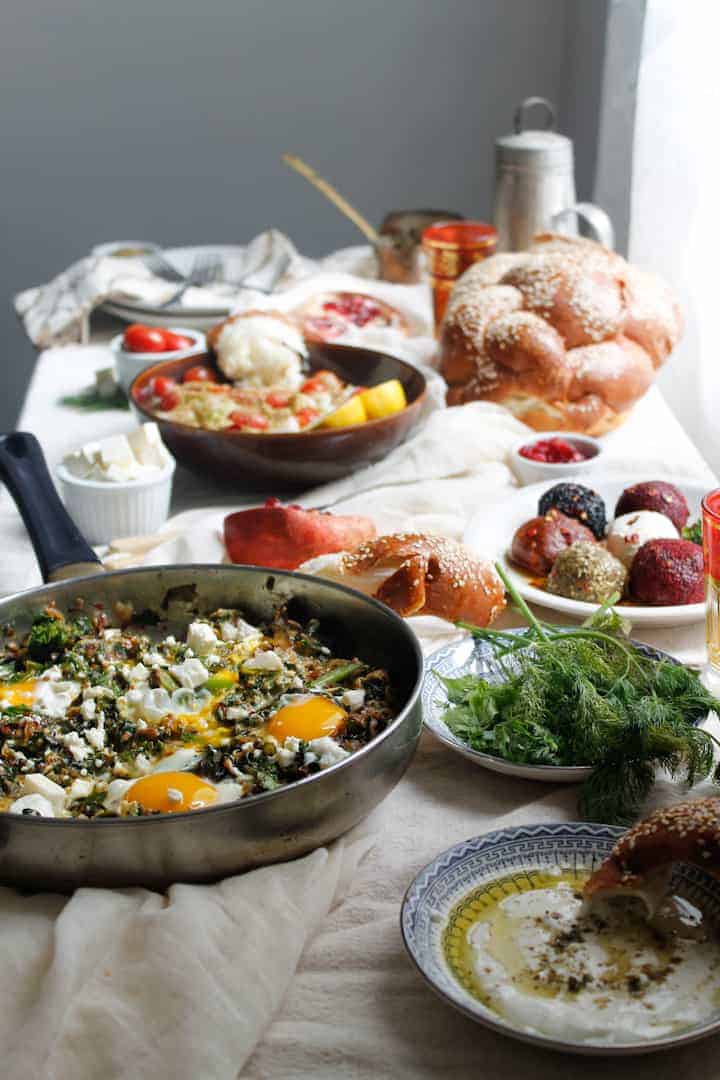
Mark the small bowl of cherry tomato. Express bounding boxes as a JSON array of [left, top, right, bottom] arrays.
[[510, 431, 602, 486], [112, 324, 205, 392]]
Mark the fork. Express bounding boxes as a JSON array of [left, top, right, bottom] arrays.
[[141, 247, 188, 285], [157, 251, 224, 308], [158, 248, 291, 308], [236, 251, 292, 293]]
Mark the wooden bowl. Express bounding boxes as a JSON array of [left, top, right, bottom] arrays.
[[129, 342, 427, 491]]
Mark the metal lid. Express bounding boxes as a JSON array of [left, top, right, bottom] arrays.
[[495, 97, 573, 170]]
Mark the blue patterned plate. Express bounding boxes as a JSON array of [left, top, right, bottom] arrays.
[[423, 632, 675, 782], [401, 823, 720, 1055]]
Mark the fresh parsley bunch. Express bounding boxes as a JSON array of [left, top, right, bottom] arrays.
[[439, 564, 720, 824]]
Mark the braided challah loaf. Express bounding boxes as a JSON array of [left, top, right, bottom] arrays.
[[440, 234, 683, 434]]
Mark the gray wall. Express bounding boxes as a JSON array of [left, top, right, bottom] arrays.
[[0, 0, 611, 428]]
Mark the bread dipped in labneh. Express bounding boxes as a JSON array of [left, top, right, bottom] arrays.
[[584, 797, 720, 915]]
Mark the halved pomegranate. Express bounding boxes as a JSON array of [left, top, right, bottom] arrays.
[[297, 291, 409, 344]]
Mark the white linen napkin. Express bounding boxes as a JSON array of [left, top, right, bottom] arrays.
[[119, 402, 530, 574], [14, 230, 309, 348], [0, 825, 375, 1080]]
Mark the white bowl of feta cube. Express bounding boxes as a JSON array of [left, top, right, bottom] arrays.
[[57, 423, 175, 544], [113, 326, 206, 392]]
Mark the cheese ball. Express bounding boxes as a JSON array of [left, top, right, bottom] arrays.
[[614, 481, 689, 532], [606, 510, 679, 568], [510, 510, 595, 577], [629, 539, 704, 605], [546, 542, 627, 603], [538, 483, 607, 539]]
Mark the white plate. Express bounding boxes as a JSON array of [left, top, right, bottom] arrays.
[[464, 472, 707, 628], [101, 245, 247, 327], [423, 632, 676, 782]]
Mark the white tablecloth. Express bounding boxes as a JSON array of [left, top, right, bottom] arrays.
[[3, 333, 718, 1079]]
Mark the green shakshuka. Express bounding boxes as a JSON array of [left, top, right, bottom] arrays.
[[0, 604, 395, 819]]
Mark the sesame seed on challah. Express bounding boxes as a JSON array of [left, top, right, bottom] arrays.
[[439, 234, 683, 435]]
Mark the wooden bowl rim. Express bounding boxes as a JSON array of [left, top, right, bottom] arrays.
[[129, 344, 427, 442]]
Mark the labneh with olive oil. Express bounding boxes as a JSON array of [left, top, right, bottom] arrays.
[[444, 869, 720, 1045]]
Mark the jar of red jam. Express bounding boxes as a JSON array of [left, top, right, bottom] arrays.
[[518, 436, 589, 464]]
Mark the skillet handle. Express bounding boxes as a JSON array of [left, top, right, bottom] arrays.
[[0, 432, 103, 583]]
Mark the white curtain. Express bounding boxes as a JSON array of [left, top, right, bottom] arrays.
[[626, 0, 720, 470]]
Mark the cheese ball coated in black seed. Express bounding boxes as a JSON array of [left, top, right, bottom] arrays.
[[538, 483, 607, 539]]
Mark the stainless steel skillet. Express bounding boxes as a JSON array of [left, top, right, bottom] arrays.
[[0, 433, 424, 892]]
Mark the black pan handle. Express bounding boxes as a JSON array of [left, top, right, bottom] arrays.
[[0, 432, 103, 583]]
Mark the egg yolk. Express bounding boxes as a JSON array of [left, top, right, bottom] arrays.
[[0, 679, 37, 708], [126, 772, 218, 814], [265, 696, 346, 742]]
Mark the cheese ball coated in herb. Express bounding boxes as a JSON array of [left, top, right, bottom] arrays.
[[546, 541, 627, 603], [538, 483, 607, 539]]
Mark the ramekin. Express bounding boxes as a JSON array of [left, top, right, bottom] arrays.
[[56, 459, 176, 545], [112, 328, 206, 392], [509, 431, 603, 486]]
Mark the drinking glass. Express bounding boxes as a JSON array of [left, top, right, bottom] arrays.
[[702, 488, 720, 669], [421, 220, 497, 331]]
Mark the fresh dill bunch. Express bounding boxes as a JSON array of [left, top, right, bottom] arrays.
[[440, 563, 720, 824]]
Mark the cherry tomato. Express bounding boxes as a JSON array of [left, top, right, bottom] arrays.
[[230, 411, 269, 431], [300, 371, 332, 395], [159, 392, 180, 411], [163, 332, 195, 351], [296, 407, 319, 428], [266, 391, 291, 409], [182, 365, 216, 384], [123, 324, 170, 353], [151, 375, 178, 399]]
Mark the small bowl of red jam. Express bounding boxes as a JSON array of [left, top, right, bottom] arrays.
[[510, 431, 602, 485]]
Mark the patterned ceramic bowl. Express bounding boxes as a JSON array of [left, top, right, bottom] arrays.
[[401, 823, 720, 1055], [422, 632, 675, 782]]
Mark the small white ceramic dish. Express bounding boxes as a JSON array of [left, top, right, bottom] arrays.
[[509, 431, 602, 485], [57, 458, 175, 545], [401, 823, 720, 1056], [422, 631, 676, 782], [112, 327, 205, 392], [464, 472, 707, 629]]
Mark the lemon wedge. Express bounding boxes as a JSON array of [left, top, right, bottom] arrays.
[[359, 379, 407, 420], [321, 395, 367, 428]]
